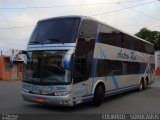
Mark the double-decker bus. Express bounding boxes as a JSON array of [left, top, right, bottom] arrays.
[[21, 16, 155, 106]]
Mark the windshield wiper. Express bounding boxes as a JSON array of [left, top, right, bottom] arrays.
[[29, 39, 64, 45], [29, 41, 41, 45], [47, 38, 64, 44]]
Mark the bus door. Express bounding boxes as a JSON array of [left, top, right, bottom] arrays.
[[72, 20, 97, 104], [73, 40, 94, 103]]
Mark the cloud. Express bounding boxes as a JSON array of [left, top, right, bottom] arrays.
[[0, 0, 159, 52]]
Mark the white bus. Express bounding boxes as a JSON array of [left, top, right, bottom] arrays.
[[22, 16, 155, 106]]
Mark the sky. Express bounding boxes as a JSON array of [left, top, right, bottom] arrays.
[[0, 0, 160, 54]]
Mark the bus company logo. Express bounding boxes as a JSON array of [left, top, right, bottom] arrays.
[[117, 50, 136, 60]]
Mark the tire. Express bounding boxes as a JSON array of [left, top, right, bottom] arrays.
[[92, 85, 104, 106], [139, 79, 147, 90], [143, 79, 147, 90], [146, 77, 149, 86]]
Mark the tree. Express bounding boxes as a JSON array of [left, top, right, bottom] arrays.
[[135, 27, 160, 50]]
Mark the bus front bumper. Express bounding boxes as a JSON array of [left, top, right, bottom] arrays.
[[21, 91, 73, 106]]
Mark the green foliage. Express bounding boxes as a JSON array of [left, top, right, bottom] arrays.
[[135, 27, 160, 50]]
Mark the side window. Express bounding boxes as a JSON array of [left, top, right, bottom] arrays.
[[122, 61, 140, 75], [96, 60, 123, 77], [145, 43, 154, 54], [133, 39, 145, 53], [96, 60, 145, 76], [74, 20, 97, 83], [96, 60, 109, 77], [107, 60, 123, 76], [99, 24, 122, 47], [122, 62, 128, 75], [129, 62, 140, 74], [122, 34, 133, 50], [98, 23, 152, 54]]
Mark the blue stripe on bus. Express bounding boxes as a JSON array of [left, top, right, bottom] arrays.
[[96, 25, 99, 42], [91, 59, 98, 78], [82, 94, 93, 98], [140, 63, 147, 73], [82, 97, 93, 103], [73, 95, 93, 105], [28, 46, 75, 48], [105, 84, 139, 97], [73, 94, 93, 100], [100, 49, 103, 58], [100, 48, 107, 59], [90, 25, 99, 93], [90, 59, 98, 93], [112, 76, 119, 89]]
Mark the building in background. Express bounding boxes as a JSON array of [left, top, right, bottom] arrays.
[[155, 51, 160, 75], [0, 49, 24, 81]]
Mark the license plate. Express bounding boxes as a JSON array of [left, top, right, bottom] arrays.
[[35, 98, 45, 103]]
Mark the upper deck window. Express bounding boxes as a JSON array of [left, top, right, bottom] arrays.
[[29, 18, 80, 44]]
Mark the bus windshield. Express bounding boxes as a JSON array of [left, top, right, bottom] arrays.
[[29, 18, 80, 44], [23, 51, 71, 85]]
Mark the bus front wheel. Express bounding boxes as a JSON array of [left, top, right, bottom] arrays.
[[92, 85, 104, 106]]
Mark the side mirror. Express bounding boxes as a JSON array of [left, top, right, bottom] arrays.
[[21, 50, 27, 54], [64, 49, 74, 70], [21, 50, 30, 60], [21, 50, 30, 64]]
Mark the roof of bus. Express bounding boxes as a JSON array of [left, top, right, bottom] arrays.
[[39, 15, 153, 45]]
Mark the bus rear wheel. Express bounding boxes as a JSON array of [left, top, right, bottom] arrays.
[[92, 85, 104, 106], [139, 78, 147, 90], [139, 80, 143, 90], [143, 79, 147, 90]]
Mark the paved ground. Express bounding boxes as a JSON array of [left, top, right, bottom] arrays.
[[0, 79, 160, 114]]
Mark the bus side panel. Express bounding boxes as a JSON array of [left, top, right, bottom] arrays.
[[92, 42, 153, 93]]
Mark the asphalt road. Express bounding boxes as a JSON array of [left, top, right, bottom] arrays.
[[0, 79, 160, 114]]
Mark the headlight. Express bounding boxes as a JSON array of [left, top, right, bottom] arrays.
[[54, 91, 70, 96], [22, 88, 30, 93], [42, 90, 70, 96]]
